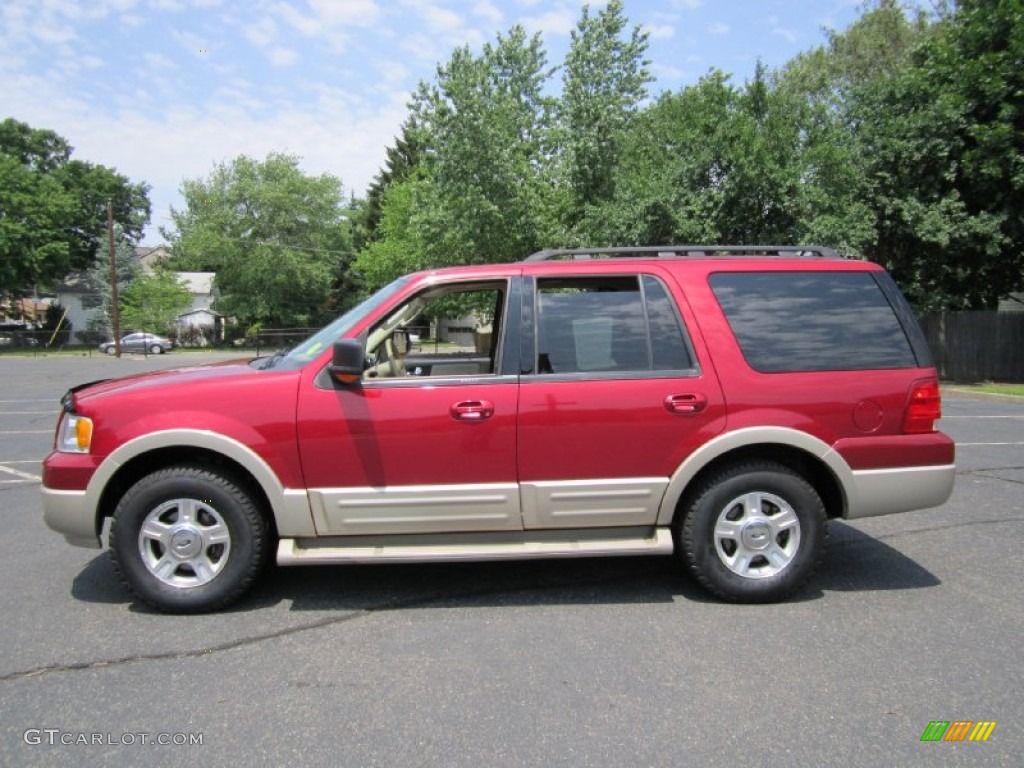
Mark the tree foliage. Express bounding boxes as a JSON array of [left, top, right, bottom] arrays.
[[120, 270, 193, 335], [0, 118, 151, 298], [164, 152, 353, 326], [559, 0, 651, 222], [81, 225, 141, 340], [351, 0, 1022, 312]]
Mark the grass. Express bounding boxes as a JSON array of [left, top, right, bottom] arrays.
[[947, 382, 1024, 397]]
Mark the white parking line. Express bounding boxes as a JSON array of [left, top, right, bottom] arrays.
[[957, 442, 1024, 446], [942, 415, 1024, 419], [0, 464, 42, 482]]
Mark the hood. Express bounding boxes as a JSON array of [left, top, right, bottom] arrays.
[[70, 358, 273, 407]]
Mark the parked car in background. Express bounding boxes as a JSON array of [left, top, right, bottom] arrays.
[[99, 332, 175, 355]]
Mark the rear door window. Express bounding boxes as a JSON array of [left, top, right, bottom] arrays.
[[709, 271, 917, 372], [534, 274, 695, 376]]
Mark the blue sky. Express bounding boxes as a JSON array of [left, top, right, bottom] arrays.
[[1, 0, 863, 244]]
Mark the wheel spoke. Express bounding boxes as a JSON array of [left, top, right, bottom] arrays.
[[202, 522, 230, 546], [765, 544, 792, 570], [139, 519, 172, 544], [714, 519, 743, 540], [191, 557, 216, 584], [741, 493, 763, 519], [771, 507, 799, 531], [177, 499, 199, 524], [730, 552, 754, 576], [153, 555, 179, 581]]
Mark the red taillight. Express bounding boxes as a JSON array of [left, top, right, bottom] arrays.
[[903, 379, 942, 434]]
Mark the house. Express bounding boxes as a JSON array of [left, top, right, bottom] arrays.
[[54, 246, 219, 343], [999, 294, 1024, 312], [173, 272, 221, 344], [136, 245, 172, 274]]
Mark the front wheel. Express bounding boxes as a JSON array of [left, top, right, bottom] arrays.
[[109, 465, 271, 613], [677, 461, 826, 603]]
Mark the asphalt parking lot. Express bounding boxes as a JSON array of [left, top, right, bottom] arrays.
[[0, 352, 1021, 766]]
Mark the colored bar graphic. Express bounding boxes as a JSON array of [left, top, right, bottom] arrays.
[[920, 720, 997, 742], [921, 721, 950, 742], [968, 722, 997, 742], [944, 721, 973, 741]]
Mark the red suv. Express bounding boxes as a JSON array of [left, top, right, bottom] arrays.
[[42, 246, 955, 612]]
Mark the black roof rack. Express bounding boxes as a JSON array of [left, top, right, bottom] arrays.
[[524, 245, 842, 262]]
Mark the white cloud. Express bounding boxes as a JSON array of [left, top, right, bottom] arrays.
[[144, 52, 177, 69], [473, 0, 502, 26], [521, 9, 575, 36], [772, 26, 798, 44], [647, 24, 674, 41], [708, 22, 730, 36], [275, 0, 382, 36], [245, 18, 278, 47], [269, 46, 297, 66]]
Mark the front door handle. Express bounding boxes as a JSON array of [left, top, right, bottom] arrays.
[[664, 393, 708, 415], [450, 400, 495, 422]]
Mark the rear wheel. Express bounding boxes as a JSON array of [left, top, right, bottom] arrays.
[[677, 461, 826, 603], [109, 465, 270, 613], [150, 344, 163, 354], [104, 346, 116, 355]]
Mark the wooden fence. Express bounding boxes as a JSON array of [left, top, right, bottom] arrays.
[[920, 312, 1024, 382]]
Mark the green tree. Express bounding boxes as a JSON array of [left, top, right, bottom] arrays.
[[164, 153, 353, 326], [81, 225, 140, 340], [354, 118, 429, 251], [120, 271, 193, 335], [408, 25, 557, 266], [0, 118, 151, 297], [559, 0, 650, 226], [816, 0, 1023, 309]]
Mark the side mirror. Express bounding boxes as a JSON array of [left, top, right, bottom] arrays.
[[328, 338, 365, 385]]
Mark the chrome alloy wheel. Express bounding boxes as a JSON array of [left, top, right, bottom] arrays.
[[712, 491, 801, 579], [137, 498, 231, 588]]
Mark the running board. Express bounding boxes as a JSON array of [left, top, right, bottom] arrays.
[[277, 528, 674, 566]]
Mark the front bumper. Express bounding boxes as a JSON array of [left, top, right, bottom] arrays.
[[42, 486, 99, 548]]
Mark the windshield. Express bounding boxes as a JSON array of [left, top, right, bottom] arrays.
[[256, 277, 409, 371]]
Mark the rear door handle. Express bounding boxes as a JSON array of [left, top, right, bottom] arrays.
[[450, 400, 495, 422], [664, 393, 708, 415]]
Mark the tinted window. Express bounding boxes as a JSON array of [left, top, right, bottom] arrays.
[[643, 275, 694, 370], [710, 271, 916, 372], [535, 275, 693, 374]]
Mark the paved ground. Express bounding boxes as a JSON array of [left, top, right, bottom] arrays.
[[0, 352, 1021, 766]]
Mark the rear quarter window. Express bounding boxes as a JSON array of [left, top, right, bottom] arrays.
[[709, 271, 918, 372]]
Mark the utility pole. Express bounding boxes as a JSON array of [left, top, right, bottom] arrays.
[[107, 201, 121, 357]]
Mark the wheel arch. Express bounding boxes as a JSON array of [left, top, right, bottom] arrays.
[[658, 427, 851, 526], [86, 430, 315, 542]]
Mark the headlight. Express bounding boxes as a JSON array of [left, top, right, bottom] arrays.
[[57, 412, 93, 453]]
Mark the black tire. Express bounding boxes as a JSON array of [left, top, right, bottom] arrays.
[[109, 465, 271, 613], [104, 346, 116, 355], [676, 461, 826, 603], [150, 344, 163, 354]]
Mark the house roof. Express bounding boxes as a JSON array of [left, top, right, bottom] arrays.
[[55, 271, 90, 293], [178, 307, 221, 319]]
